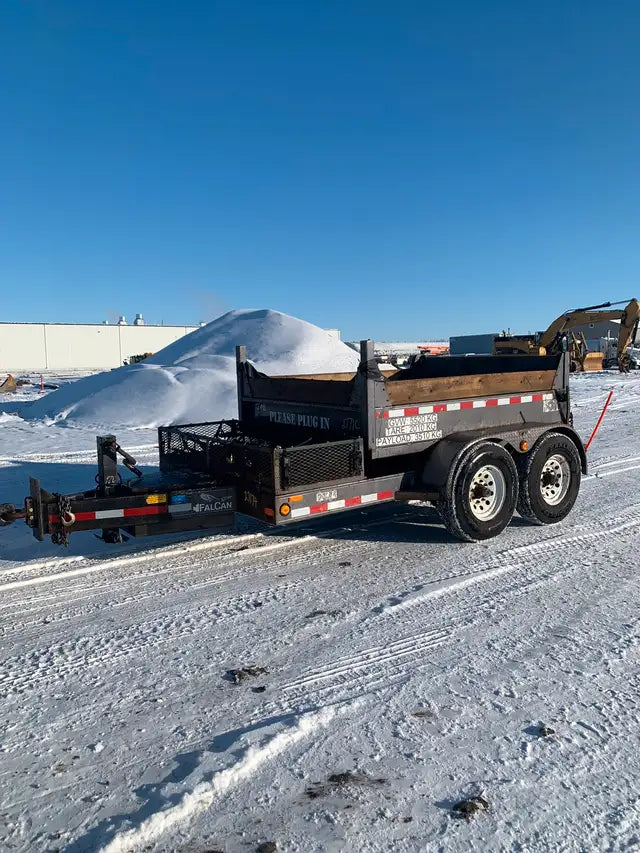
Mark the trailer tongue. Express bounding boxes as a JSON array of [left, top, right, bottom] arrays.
[[24, 435, 236, 545], [14, 340, 586, 545]]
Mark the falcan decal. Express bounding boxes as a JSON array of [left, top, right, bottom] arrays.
[[194, 493, 234, 513]]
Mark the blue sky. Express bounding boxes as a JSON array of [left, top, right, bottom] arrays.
[[2, 1, 639, 340]]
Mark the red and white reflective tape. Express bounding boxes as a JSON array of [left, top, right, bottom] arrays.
[[49, 505, 170, 525], [290, 490, 394, 519], [377, 392, 554, 420]]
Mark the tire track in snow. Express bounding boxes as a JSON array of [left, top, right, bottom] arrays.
[[279, 541, 640, 717], [0, 506, 411, 590], [282, 626, 453, 692], [589, 454, 640, 471], [0, 532, 312, 593], [0, 542, 319, 632], [0, 577, 306, 699], [0, 510, 415, 632], [0, 554, 86, 579], [465, 577, 640, 851], [1, 528, 267, 585], [374, 507, 640, 618], [606, 392, 640, 411], [5, 505, 638, 705], [590, 464, 640, 479], [258, 506, 640, 713], [0, 516, 416, 691], [0, 530, 269, 584], [0, 525, 369, 637], [584, 453, 640, 481]]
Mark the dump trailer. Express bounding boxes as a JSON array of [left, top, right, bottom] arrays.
[[10, 341, 586, 544]]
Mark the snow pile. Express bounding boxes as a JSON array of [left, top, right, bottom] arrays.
[[13, 310, 358, 429]]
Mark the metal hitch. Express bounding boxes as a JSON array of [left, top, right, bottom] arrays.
[[0, 503, 26, 526]]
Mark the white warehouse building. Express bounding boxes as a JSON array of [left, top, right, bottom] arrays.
[[0, 317, 343, 372], [0, 317, 200, 371]]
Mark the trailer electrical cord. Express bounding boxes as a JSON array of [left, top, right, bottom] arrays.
[[585, 390, 614, 452]]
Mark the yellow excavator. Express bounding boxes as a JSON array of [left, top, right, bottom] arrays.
[[0, 374, 17, 394], [493, 298, 640, 373]]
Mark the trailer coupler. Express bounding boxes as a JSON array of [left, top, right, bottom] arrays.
[[0, 503, 26, 526]]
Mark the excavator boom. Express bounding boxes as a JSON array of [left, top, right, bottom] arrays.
[[539, 300, 640, 354]]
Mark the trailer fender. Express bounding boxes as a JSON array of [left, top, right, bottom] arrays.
[[421, 433, 507, 496]]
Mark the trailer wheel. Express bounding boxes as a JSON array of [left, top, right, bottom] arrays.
[[437, 442, 518, 542], [517, 433, 581, 525]]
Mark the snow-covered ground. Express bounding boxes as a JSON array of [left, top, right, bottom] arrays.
[[1, 370, 640, 852]]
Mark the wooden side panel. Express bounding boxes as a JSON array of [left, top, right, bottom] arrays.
[[273, 367, 397, 381], [270, 372, 357, 381], [385, 370, 558, 406]]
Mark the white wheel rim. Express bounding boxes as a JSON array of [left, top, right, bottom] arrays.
[[540, 454, 571, 506], [468, 464, 506, 521]]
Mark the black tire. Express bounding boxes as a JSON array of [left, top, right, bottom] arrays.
[[437, 442, 518, 542], [517, 432, 581, 525]]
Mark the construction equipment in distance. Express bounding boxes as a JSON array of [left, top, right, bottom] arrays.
[[601, 339, 640, 371], [493, 299, 640, 373], [565, 331, 604, 373], [124, 352, 154, 365], [0, 374, 17, 394]]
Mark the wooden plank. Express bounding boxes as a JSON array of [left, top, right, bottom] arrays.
[[272, 367, 397, 381], [385, 370, 557, 406], [270, 372, 357, 381]]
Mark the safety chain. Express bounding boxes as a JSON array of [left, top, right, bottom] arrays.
[[51, 493, 73, 547]]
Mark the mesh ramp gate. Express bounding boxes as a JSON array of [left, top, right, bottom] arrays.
[[159, 421, 363, 492]]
